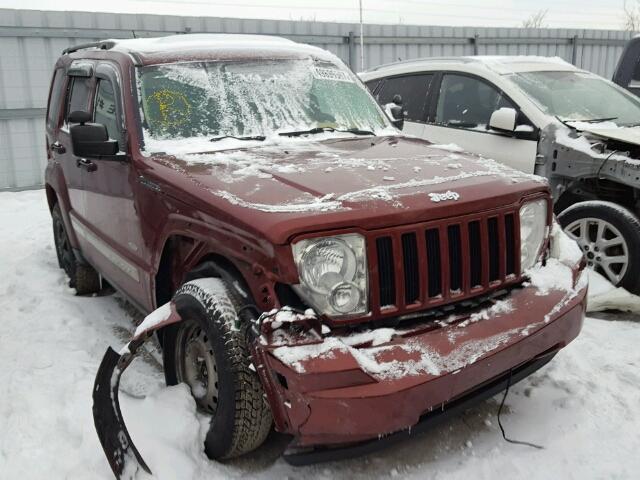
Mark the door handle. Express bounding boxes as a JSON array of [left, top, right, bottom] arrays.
[[50, 142, 66, 154], [76, 158, 97, 172]]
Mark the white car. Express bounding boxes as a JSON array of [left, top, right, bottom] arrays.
[[360, 56, 640, 294]]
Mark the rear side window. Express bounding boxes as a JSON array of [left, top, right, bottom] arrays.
[[376, 74, 433, 122], [365, 79, 382, 94], [94, 79, 121, 145], [435, 74, 515, 129], [64, 76, 92, 123], [47, 69, 65, 129]]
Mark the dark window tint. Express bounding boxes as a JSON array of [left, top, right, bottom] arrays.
[[94, 79, 120, 145], [65, 76, 92, 122], [365, 79, 382, 94], [47, 69, 65, 129], [435, 74, 515, 129], [377, 74, 433, 122]]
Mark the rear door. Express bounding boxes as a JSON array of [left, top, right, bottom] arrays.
[[373, 73, 434, 137], [52, 62, 94, 220], [423, 72, 538, 173]]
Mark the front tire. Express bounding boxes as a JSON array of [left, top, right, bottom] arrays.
[[558, 201, 640, 294], [163, 279, 272, 459], [51, 204, 100, 295]]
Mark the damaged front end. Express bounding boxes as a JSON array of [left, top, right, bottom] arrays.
[[538, 123, 640, 204], [92, 230, 588, 474], [252, 232, 588, 464]]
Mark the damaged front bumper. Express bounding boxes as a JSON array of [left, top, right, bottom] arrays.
[[254, 260, 588, 462]]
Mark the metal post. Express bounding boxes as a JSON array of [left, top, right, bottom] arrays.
[[359, 0, 365, 71], [571, 35, 579, 65], [472, 34, 479, 55], [348, 31, 356, 71]]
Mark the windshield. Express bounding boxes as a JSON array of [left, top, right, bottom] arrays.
[[508, 71, 640, 126], [137, 59, 390, 149]]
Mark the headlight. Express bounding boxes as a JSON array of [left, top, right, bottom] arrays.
[[519, 198, 548, 270], [291, 234, 368, 317]]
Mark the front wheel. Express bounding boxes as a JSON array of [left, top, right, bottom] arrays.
[[162, 279, 272, 459], [558, 201, 640, 294]]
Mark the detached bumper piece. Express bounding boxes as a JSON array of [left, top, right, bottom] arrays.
[[283, 349, 556, 465], [93, 338, 152, 479]]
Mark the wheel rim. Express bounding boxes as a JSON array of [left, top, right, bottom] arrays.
[[175, 320, 219, 414], [54, 217, 75, 278], [564, 217, 629, 285]]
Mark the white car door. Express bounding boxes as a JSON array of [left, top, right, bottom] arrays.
[[423, 73, 538, 174], [373, 73, 436, 138]]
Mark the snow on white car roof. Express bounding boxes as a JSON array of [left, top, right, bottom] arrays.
[[361, 55, 580, 77]]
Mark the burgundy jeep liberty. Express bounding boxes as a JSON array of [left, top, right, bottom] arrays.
[[44, 34, 587, 477]]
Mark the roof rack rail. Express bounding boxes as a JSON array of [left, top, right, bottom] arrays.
[[62, 41, 117, 55]]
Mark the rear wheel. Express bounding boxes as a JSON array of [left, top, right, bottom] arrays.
[[51, 204, 100, 295], [558, 201, 640, 294], [163, 279, 272, 459]]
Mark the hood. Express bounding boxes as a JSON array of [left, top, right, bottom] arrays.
[[575, 125, 640, 147], [150, 135, 547, 244]]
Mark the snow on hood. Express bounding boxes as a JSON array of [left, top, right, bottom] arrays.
[[150, 135, 545, 215]]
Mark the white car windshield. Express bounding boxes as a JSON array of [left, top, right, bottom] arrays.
[[508, 71, 640, 126], [137, 58, 390, 146]]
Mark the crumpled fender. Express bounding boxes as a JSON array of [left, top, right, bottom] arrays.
[[92, 301, 182, 479]]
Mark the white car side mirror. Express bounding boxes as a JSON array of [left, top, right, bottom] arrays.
[[489, 107, 517, 132]]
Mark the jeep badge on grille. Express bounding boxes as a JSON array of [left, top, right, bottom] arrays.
[[429, 190, 460, 203]]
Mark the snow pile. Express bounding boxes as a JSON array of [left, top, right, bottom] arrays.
[[587, 270, 640, 313]]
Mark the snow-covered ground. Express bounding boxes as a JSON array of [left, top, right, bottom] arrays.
[[1, 189, 639, 479]]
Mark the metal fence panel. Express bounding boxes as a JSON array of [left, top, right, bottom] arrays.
[[0, 8, 635, 189]]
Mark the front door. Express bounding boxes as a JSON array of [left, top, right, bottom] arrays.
[[71, 63, 150, 308], [423, 73, 538, 173]]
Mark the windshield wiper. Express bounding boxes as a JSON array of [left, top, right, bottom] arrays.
[[209, 135, 266, 142], [560, 116, 618, 125], [278, 127, 376, 137]]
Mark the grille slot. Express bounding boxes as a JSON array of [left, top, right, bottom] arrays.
[[448, 225, 462, 292], [376, 237, 395, 307], [425, 228, 442, 298], [401, 233, 420, 304], [468, 220, 482, 288], [505, 214, 516, 276], [487, 217, 500, 282]]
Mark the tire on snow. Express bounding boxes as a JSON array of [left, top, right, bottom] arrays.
[[558, 200, 640, 294], [51, 204, 101, 295], [162, 279, 272, 459]]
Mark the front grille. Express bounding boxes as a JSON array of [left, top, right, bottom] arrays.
[[371, 208, 521, 316]]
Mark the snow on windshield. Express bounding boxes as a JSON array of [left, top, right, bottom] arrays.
[[508, 71, 640, 125], [137, 58, 389, 150]]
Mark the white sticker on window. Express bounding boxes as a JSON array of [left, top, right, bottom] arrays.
[[312, 66, 354, 83]]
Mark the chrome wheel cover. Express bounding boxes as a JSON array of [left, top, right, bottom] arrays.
[[564, 217, 629, 285], [175, 321, 219, 414]]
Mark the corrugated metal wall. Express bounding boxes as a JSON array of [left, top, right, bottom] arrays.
[[0, 8, 634, 189]]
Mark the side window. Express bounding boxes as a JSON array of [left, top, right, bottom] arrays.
[[64, 76, 92, 124], [365, 79, 381, 94], [94, 79, 121, 145], [435, 74, 515, 129], [377, 74, 434, 122], [47, 69, 65, 129]]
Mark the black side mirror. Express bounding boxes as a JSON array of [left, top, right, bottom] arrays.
[[69, 111, 119, 158], [384, 94, 405, 130]]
